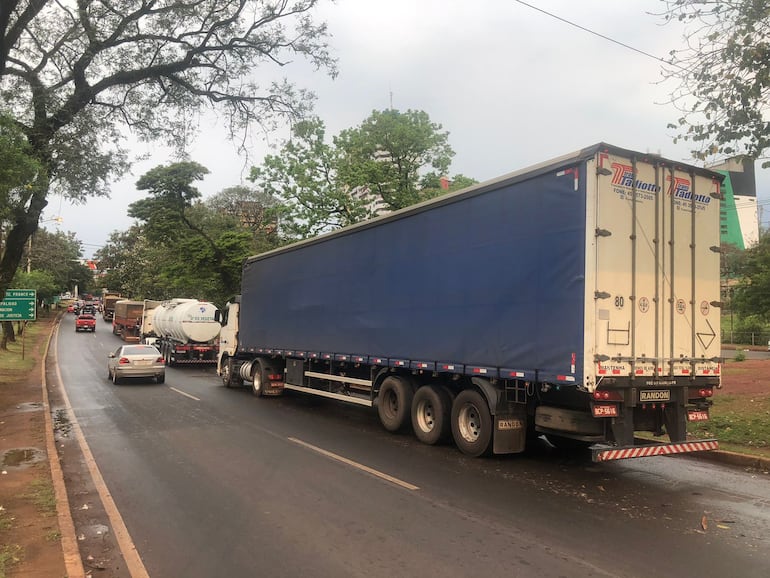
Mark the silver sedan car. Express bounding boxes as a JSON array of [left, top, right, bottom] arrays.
[[107, 344, 165, 384]]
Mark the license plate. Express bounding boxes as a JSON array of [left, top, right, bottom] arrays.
[[592, 404, 618, 417], [687, 410, 709, 422], [640, 389, 671, 402], [135, 360, 152, 366]]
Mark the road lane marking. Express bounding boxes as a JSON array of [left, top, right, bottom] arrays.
[[288, 437, 420, 491], [168, 386, 200, 401], [53, 324, 151, 578]]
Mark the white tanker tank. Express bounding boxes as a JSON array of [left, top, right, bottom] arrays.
[[152, 299, 221, 365]]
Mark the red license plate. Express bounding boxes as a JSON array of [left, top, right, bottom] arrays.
[[592, 404, 618, 417], [687, 410, 709, 422]]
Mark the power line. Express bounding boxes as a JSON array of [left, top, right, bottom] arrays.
[[512, 0, 673, 67]]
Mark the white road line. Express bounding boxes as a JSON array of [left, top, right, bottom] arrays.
[[168, 387, 200, 401], [288, 437, 420, 491], [53, 329, 151, 578]]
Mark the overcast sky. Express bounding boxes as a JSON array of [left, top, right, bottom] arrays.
[[40, 0, 769, 259]]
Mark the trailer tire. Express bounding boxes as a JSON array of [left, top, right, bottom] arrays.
[[377, 376, 414, 433], [411, 385, 452, 445], [451, 390, 492, 457]]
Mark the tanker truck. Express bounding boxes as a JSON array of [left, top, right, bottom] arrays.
[[153, 299, 220, 366], [217, 143, 722, 462], [113, 299, 144, 341]]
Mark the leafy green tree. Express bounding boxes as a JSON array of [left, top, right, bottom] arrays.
[[661, 1, 770, 165], [336, 109, 455, 210], [251, 118, 373, 239], [127, 162, 256, 304], [26, 228, 92, 293], [250, 111, 472, 239], [205, 185, 282, 255], [0, 113, 41, 223], [732, 232, 770, 319], [0, 0, 335, 302]]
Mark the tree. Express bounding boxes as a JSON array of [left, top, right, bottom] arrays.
[[26, 228, 92, 293], [251, 117, 373, 239], [250, 110, 472, 240], [335, 109, 455, 210], [0, 0, 336, 302], [732, 232, 770, 319], [127, 162, 256, 304], [661, 1, 770, 165]]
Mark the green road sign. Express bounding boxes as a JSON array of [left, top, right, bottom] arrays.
[[0, 289, 37, 321]]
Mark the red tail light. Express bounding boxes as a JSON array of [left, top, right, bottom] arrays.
[[268, 373, 283, 381], [118, 357, 130, 364], [593, 389, 623, 401], [689, 387, 713, 399], [156, 357, 165, 364]]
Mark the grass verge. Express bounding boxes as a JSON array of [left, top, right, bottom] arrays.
[[0, 320, 46, 382], [0, 544, 23, 578], [688, 393, 770, 456]]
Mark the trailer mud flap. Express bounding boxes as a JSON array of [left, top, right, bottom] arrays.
[[591, 439, 718, 462], [493, 413, 527, 454]]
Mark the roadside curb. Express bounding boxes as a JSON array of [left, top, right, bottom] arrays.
[[691, 449, 770, 472]]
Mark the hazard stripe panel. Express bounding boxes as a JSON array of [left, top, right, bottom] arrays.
[[594, 440, 719, 462]]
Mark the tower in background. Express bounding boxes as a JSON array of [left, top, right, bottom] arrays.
[[708, 157, 759, 250]]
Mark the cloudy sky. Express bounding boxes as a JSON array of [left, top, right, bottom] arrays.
[[40, 0, 769, 258]]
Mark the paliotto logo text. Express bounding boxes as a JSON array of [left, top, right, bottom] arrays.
[[610, 163, 711, 205]]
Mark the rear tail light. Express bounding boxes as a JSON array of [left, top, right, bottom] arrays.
[[118, 357, 130, 364], [593, 389, 623, 401], [268, 373, 283, 381], [689, 387, 713, 399], [156, 357, 165, 364]]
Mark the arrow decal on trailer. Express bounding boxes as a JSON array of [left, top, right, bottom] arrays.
[[697, 319, 716, 350]]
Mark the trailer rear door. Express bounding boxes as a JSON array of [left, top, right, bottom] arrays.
[[587, 149, 721, 389]]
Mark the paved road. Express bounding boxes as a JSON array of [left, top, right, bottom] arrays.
[[55, 315, 770, 577]]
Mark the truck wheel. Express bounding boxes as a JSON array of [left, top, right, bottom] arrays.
[[411, 385, 451, 445], [377, 376, 414, 433], [222, 357, 243, 388], [251, 363, 265, 397], [451, 390, 492, 457]]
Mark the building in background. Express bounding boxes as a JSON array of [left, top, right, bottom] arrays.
[[709, 157, 759, 250]]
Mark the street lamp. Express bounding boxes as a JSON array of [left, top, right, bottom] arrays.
[[26, 216, 63, 273]]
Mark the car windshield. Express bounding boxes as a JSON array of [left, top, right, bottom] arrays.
[[78, 315, 95, 320], [122, 346, 160, 356]]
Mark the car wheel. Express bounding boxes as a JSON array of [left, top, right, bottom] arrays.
[[112, 370, 121, 385], [156, 373, 165, 384]]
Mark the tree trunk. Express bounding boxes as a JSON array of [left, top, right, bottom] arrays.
[[0, 320, 15, 349]]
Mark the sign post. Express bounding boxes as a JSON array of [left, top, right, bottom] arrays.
[[0, 289, 37, 360], [0, 289, 37, 321]]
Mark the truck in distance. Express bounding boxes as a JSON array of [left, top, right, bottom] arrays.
[[217, 143, 722, 462], [102, 291, 122, 322], [113, 299, 144, 341], [150, 298, 220, 366]]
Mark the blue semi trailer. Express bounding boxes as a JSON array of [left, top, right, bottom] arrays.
[[217, 143, 722, 461]]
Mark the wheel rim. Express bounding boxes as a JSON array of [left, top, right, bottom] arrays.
[[253, 372, 262, 394], [457, 403, 481, 443], [383, 389, 398, 418], [222, 360, 231, 384], [415, 398, 435, 433]]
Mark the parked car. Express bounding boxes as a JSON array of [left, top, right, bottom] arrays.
[[107, 344, 165, 384], [75, 314, 96, 332]]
